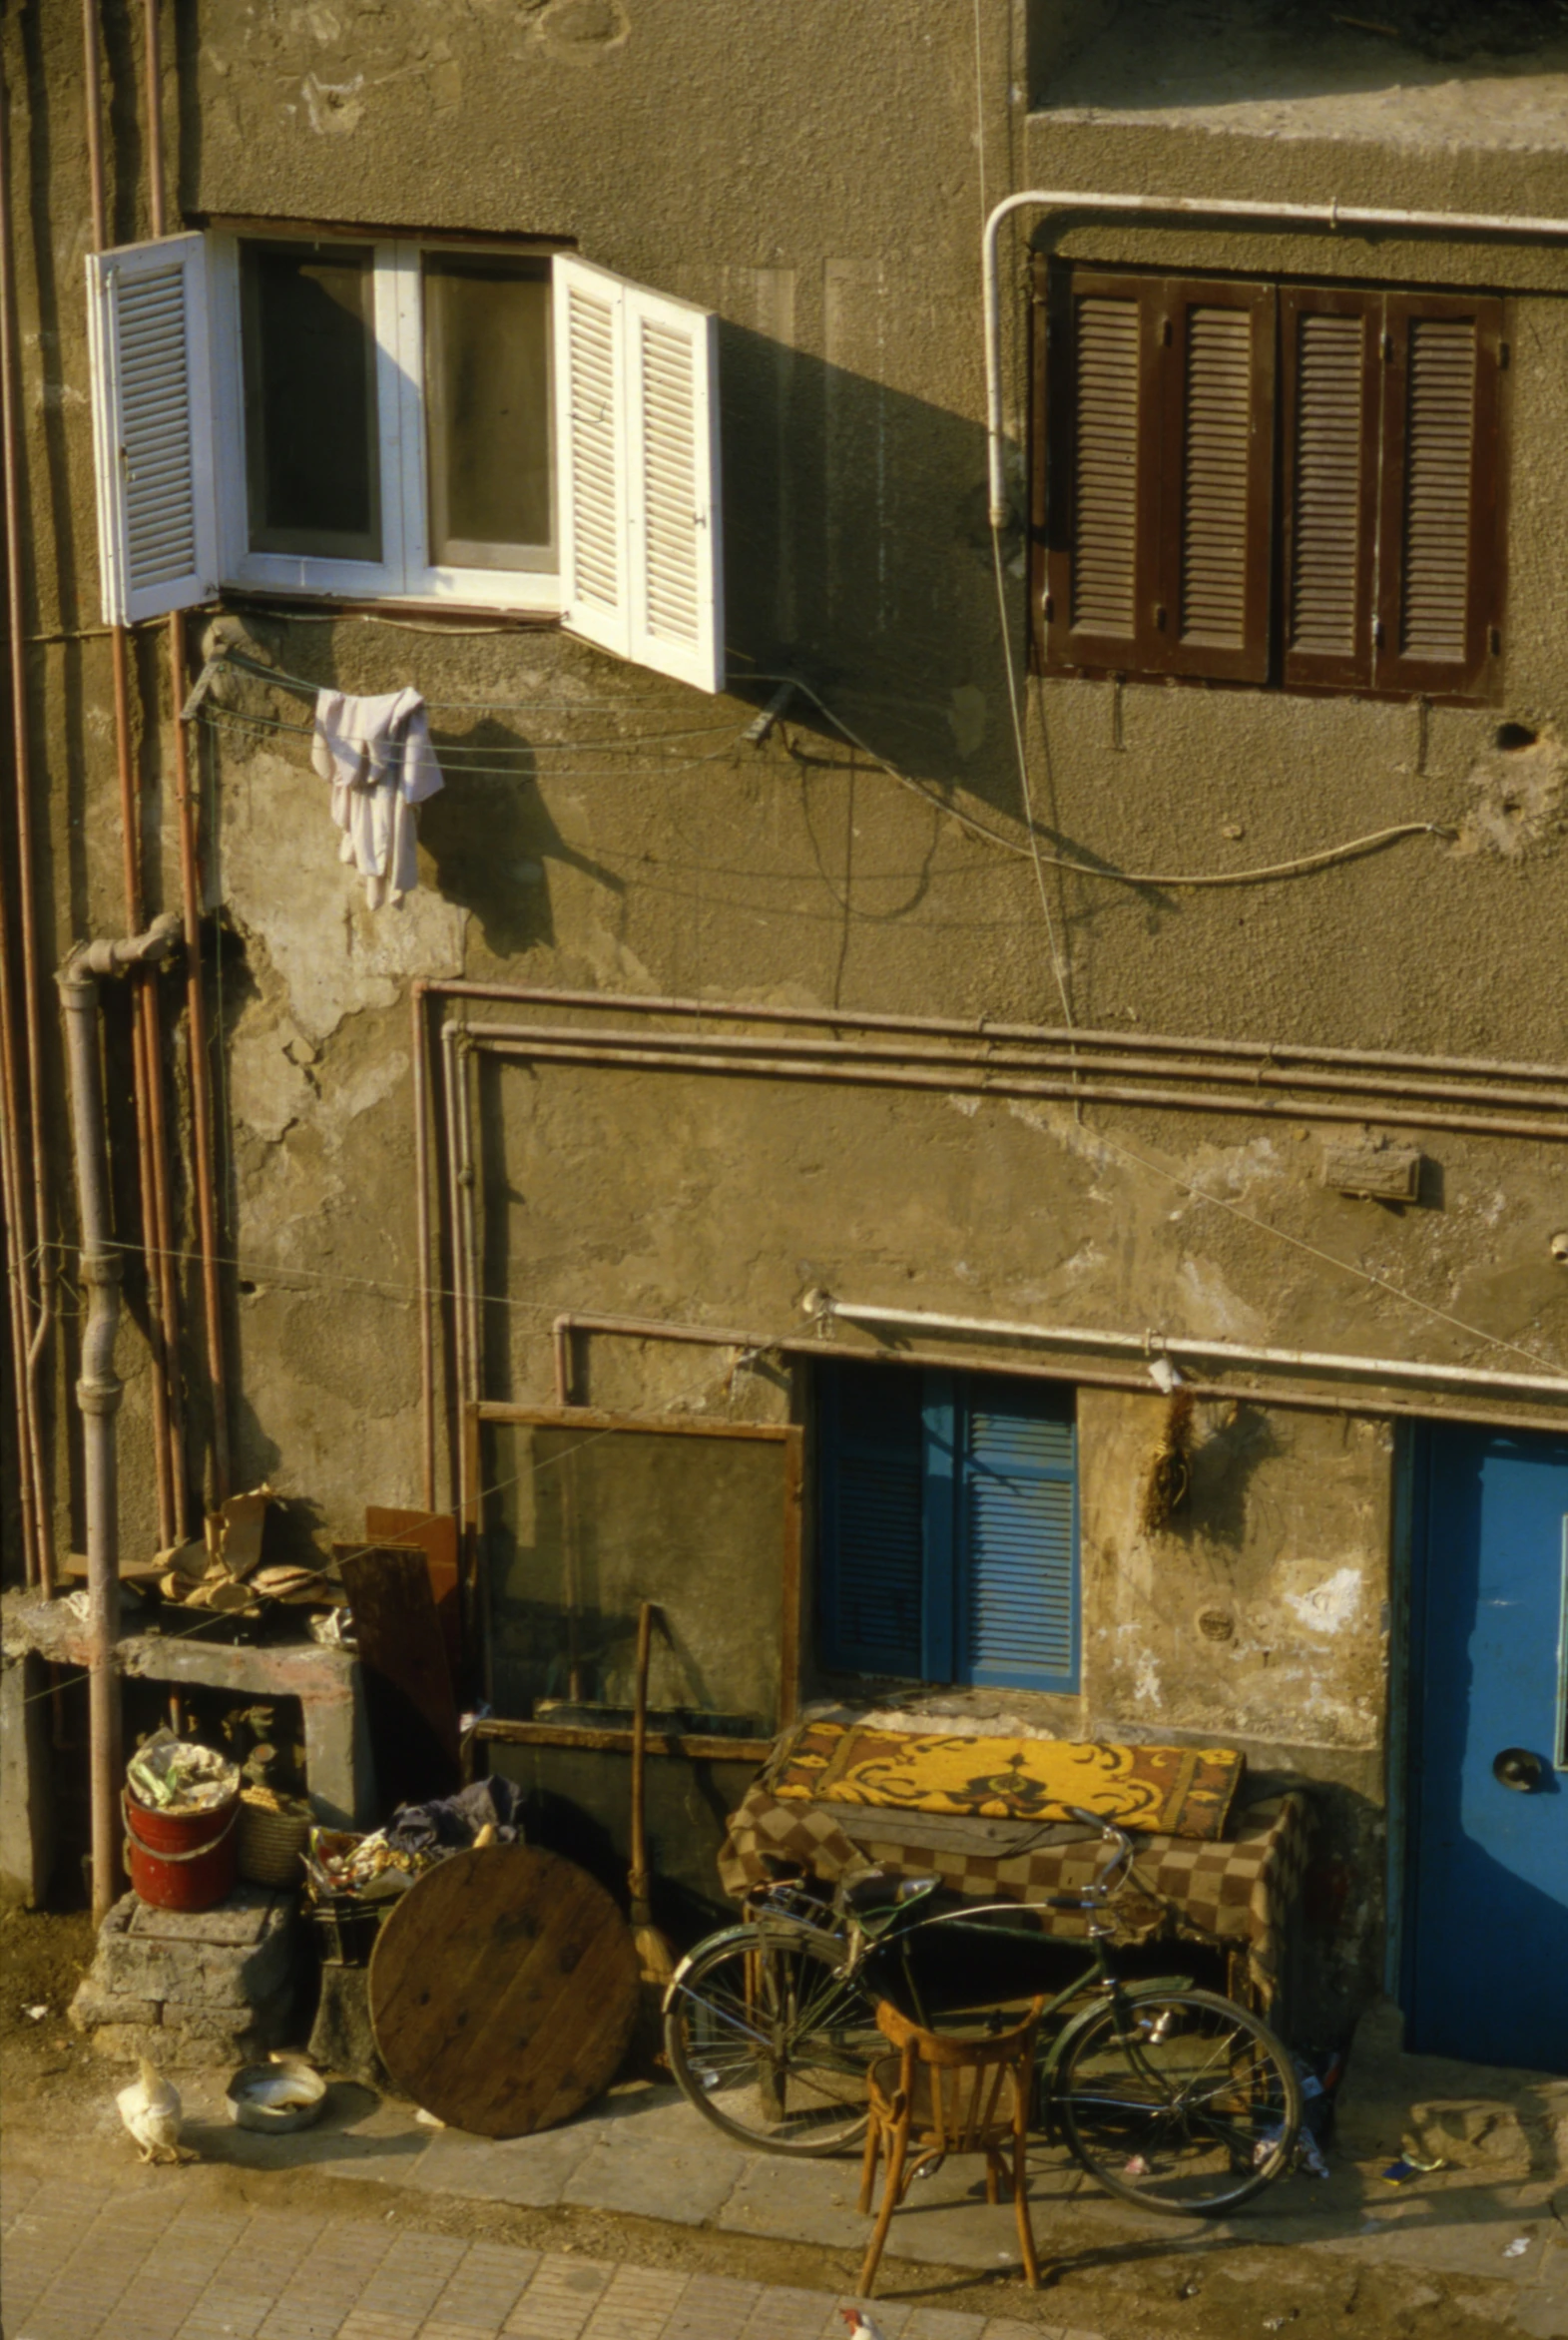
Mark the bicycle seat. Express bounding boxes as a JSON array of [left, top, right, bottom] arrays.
[[841, 1871, 941, 1915]]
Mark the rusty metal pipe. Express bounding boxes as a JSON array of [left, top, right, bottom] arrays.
[[426, 979, 1568, 1091], [139, 974, 186, 1527], [463, 1030, 1568, 1147], [142, 0, 166, 238], [59, 956, 122, 1923], [174, 618, 230, 1503], [0, 42, 53, 1590], [82, 0, 107, 246], [111, 628, 176, 1549], [457, 1017, 1568, 1121], [0, 986, 39, 1581]]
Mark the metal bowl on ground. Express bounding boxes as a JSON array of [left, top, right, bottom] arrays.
[[226, 2055, 328, 2132]]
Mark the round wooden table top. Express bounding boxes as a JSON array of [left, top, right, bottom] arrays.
[[368, 1844, 641, 2137]]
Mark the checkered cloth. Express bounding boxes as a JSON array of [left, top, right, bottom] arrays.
[[718, 1784, 1313, 2011]]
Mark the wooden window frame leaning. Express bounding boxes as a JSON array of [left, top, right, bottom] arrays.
[[1029, 256, 1508, 704], [460, 1401, 801, 1762]]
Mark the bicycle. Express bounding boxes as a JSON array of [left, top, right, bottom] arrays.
[[664, 1806, 1303, 2216]]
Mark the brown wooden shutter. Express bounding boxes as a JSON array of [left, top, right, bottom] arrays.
[[1374, 292, 1504, 700], [1159, 279, 1276, 684], [1281, 288, 1380, 691], [1044, 272, 1166, 676]]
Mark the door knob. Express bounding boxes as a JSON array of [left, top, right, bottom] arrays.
[[1492, 1747, 1544, 1793]]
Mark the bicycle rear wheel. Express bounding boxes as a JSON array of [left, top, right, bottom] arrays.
[[1053, 1987, 1302, 2214], [665, 1927, 877, 2155]]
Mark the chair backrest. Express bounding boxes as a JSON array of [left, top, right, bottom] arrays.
[[874, 1999, 1044, 2152]]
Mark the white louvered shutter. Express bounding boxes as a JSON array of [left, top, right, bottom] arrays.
[[553, 256, 725, 694], [86, 235, 217, 625]]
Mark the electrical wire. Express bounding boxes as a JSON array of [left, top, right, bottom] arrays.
[[759, 669, 1456, 888]]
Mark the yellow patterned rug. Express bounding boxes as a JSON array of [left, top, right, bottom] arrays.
[[771, 1723, 1243, 1840]]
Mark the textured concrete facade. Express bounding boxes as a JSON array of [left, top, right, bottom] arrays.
[[7, 2, 1568, 2032]]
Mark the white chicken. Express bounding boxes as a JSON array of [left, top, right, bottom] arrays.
[[117, 2056, 196, 2164], [839, 2312, 886, 2340]]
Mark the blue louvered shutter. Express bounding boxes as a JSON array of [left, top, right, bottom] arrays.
[[958, 1387, 1078, 1692], [818, 1362, 924, 1678]]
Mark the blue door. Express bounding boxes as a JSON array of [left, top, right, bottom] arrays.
[[1404, 1425, 1568, 2071]]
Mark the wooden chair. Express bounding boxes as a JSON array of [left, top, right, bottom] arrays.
[[855, 1998, 1045, 2298]]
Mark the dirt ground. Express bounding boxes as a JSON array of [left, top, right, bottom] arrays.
[[0, 1905, 1551, 2340]]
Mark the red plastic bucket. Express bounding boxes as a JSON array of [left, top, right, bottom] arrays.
[[124, 1783, 242, 1912]]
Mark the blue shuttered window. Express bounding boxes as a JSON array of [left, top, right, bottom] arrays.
[[818, 1365, 1079, 1694], [817, 1363, 925, 1676]]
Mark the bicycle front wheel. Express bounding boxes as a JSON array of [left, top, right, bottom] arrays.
[[665, 1927, 878, 2155], [1053, 1987, 1302, 2214]]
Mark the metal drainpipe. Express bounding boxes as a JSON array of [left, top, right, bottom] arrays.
[[58, 912, 182, 1927], [983, 188, 1568, 528], [0, 42, 53, 1591]]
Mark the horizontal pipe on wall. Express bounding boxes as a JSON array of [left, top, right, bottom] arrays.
[[983, 189, 1568, 526], [825, 1299, 1568, 1405], [463, 1029, 1568, 1146], [462, 1017, 1568, 1119], [551, 1311, 1568, 1437], [427, 979, 1568, 1090]]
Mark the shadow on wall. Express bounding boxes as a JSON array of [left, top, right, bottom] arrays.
[[717, 319, 1028, 809], [1029, 0, 1568, 113], [416, 722, 624, 959]]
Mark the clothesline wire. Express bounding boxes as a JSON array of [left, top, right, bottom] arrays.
[[206, 662, 1458, 888], [199, 700, 748, 764]]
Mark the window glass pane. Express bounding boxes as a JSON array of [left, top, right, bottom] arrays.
[[241, 241, 380, 560], [423, 255, 553, 571]]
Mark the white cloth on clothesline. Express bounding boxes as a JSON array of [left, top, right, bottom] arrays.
[[310, 687, 445, 909]]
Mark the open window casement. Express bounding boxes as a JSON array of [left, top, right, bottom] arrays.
[[86, 234, 219, 625], [553, 255, 725, 694]]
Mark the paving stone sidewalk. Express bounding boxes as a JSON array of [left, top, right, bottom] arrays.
[[0, 2161, 1102, 2340]]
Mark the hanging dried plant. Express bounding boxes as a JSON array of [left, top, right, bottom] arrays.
[[1139, 1389, 1196, 1535]]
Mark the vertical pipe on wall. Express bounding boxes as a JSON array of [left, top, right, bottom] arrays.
[[0, 43, 50, 1589], [59, 912, 181, 1924], [142, 0, 166, 239], [174, 622, 229, 1504], [441, 1021, 474, 1530], [412, 983, 436, 1514], [112, 630, 177, 1552], [0, 924, 39, 1584], [59, 960, 124, 1925]]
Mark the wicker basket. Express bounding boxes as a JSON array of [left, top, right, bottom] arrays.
[[237, 1791, 312, 1889]]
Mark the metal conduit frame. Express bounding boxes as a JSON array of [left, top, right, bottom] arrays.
[[981, 188, 1568, 529], [412, 983, 1568, 1517]]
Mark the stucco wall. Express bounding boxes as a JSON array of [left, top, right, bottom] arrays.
[[8, 0, 1568, 2020]]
